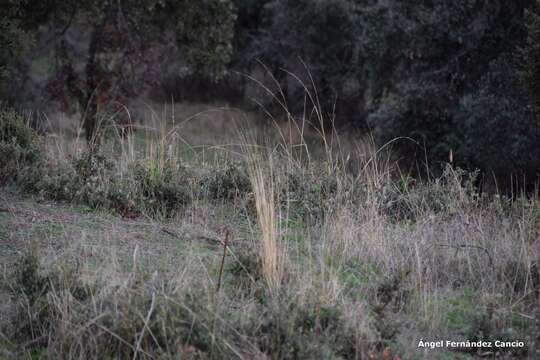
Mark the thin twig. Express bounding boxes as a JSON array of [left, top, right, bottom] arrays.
[[430, 243, 494, 267], [216, 230, 230, 292], [161, 227, 223, 245], [133, 291, 156, 360]]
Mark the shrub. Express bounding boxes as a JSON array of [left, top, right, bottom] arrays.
[[14, 251, 49, 305], [22, 162, 77, 201], [0, 109, 42, 184], [282, 168, 338, 222], [70, 151, 119, 208], [4, 252, 236, 358], [200, 161, 251, 200], [22, 150, 192, 218], [252, 300, 360, 359], [131, 161, 192, 217], [456, 54, 540, 185], [363, 2, 539, 183], [378, 165, 479, 222], [368, 80, 458, 173], [22, 151, 115, 207]]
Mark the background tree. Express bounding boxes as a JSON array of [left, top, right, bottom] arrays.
[[232, 0, 361, 125], [522, 0, 540, 110], [230, 0, 540, 184], [0, 1, 37, 105], [361, 0, 537, 178], [2, 0, 236, 144], [4, 0, 540, 185]]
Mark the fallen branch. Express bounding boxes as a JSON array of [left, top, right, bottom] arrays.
[[432, 243, 494, 267]]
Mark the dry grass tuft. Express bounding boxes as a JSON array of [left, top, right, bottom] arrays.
[[243, 142, 285, 295]]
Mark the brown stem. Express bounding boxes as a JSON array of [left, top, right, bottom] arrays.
[[216, 229, 230, 292]]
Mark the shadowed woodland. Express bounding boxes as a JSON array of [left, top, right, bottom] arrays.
[[1, 1, 540, 359]]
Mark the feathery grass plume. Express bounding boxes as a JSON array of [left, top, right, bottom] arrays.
[[240, 133, 284, 294]]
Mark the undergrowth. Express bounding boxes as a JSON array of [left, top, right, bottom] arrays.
[[1, 109, 539, 359]]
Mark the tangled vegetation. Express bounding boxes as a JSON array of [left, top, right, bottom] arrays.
[[0, 108, 539, 358], [2, 1, 540, 358]]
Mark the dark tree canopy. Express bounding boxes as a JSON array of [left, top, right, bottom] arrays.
[[227, 0, 540, 182], [1, 0, 236, 143], [3, 0, 540, 184]]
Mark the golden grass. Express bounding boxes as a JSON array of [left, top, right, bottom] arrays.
[[243, 142, 285, 294]]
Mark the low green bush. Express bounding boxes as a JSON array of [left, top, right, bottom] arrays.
[[22, 162, 78, 201], [14, 251, 49, 305], [251, 300, 360, 359], [200, 161, 251, 200], [131, 161, 192, 218], [23, 150, 121, 208], [23, 151, 192, 218], [0, 109, 42, 184], [378, 165, 479, 222], [282, 169, 338, 222]]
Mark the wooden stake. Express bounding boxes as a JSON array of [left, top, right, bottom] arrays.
[[216, 229, 230, 292]]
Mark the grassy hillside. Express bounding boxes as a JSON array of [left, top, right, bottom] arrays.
[[0, 105, 539, 359]]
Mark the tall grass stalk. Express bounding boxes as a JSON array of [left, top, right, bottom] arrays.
[[243, 141, 284, 294]]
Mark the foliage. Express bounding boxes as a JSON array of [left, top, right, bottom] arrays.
[[0, 2, 33, 93], [238, 0, 360, 119], [23, 151, 192, 218], [378, 165, 479, 222], [231, 0, 271, 67], [2, 0, 236, 143], [200, 161, 251, 200], [4, 0, 540, 182], [0, 18, 31, 95], [14, 251, 49, 305], [365, 1, 534, 176], [231, 0, 540, 180], [0, 109, 42, 184], [174, 0, 236, 76], [283, 168, 338, 222], [457, 54, 540, 181], [23, 151, 117, 208], [252, 301, 359, 359], [522, 0, 540, 110], [131, 161, 192, 217]]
